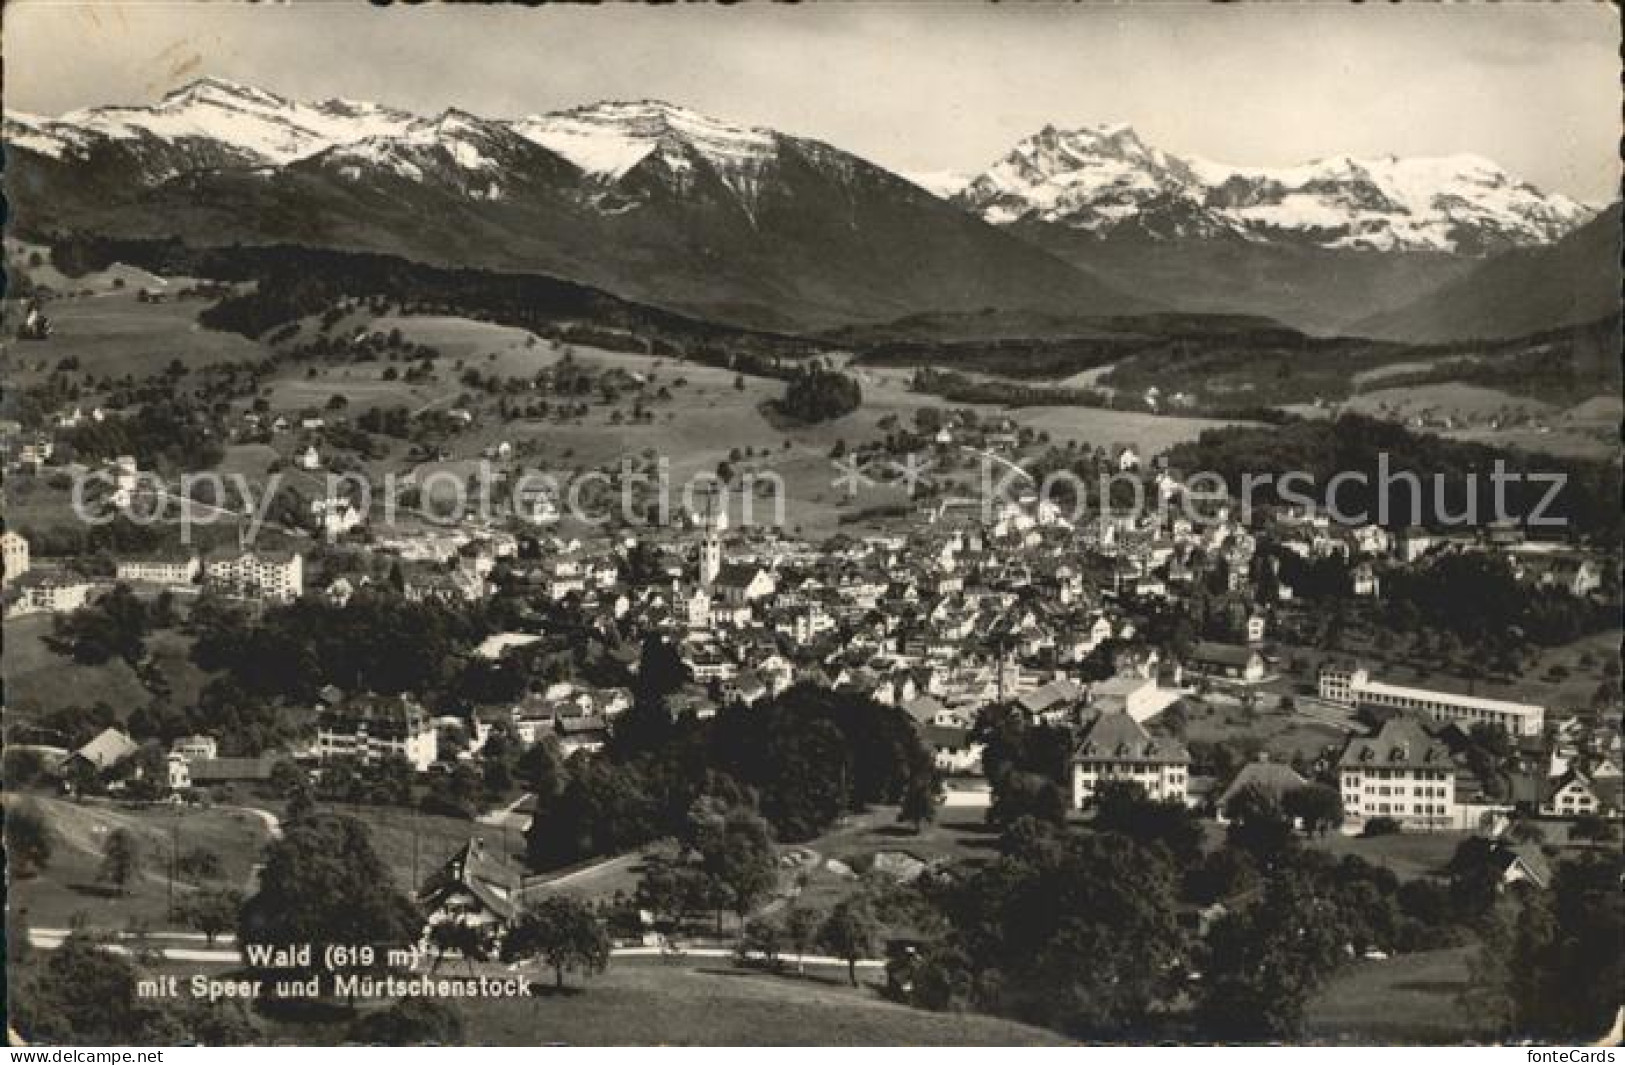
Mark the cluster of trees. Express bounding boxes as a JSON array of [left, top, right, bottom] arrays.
[[58, 401, 226, 472], [190, 593, 496, 704], [1467, 850, 1623, 1041], [50, 236, 822, 365], [48, 584, 173, 665], [886, 781, 1488, 1040], [523, 644, 935, 871], [1167, 414, 1623, 543], [1381, 551, 1617, 647], [1370, 315, 1621, 408], [777, 364, 862, 423], [10, 931, 262, 1044], [635, 798, 777, 937]]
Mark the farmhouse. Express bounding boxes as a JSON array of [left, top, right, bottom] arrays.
[[1188, 641, 1265, 683], [419, 837, 523, 937]]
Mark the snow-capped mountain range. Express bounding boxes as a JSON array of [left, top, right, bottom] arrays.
[[5, 80, 804, 211], [6, 79, 1590, 256], [5, 77, 1137, 331], [944, 122, 1593, 254], [3, 79, 1607, 335]]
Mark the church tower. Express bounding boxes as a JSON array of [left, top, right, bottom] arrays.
[[700, 527, 722, 587]]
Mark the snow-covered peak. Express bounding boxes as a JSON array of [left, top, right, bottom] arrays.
[[905, 169, 974, 199], [513, 100, 779, 179], [960, 121, 1201, 229], [39, 77, 418, 169], [958, 122, 1594, 252]]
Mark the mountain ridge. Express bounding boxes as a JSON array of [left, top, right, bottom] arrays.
[[4, 80, 1146, 332], [947, 121, 1593, 255]]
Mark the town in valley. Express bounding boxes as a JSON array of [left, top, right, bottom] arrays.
[[2, 3, 1620, 1049]]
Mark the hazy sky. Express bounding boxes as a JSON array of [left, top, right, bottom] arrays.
[[6, 1, 1619, 202]]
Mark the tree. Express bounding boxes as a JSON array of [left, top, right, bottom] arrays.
[[1283, 783, 1344, 837], [925, 831, 1188, 1036], [6, 799, 55, 877], [239, 813, 421, 997], [48, 583, 150, 665], [819, 898, 879, 987], [1090, 780, 1203, 862], [693, 803, 778, 932], [1471, 850, 1624, 1041], [782, 905, 821, 974], [503, 896, 611, 990], [1223, 784, 1296, 865], [738, 915, 784, 969], [98, 828, 141, 895], [1197, 866, 1364, 1040], [427, 919, 493, 974], [10, 932, 177, 1044], [899, 763, 942, 832], [181, 887, 243, 946], [348, 999, 464, 1045], [987, 770, 1067, 829], [778, 365, 862, 423], [636, 861, 718, 932]]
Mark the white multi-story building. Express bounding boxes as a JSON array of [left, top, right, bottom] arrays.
[[1338, 718, 1457, 829], [1, 530, 30, 584], [171, 735, 220, 762], [1319, 664, 1544, 737], [316, 693, 437, 771], [116, 553, 200, 585], [204, 550, 304, 603], [1070, 711, 1190, 809], [12, 574, 94, 614]]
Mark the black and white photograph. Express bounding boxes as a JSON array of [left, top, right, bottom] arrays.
[[1, 0, 1621, 1049]]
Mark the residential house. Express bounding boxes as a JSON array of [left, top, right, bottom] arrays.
[[1542, 770, 1612, 819], [171, 735, 219, 762], [418, 837, 522, 941], [1215, 758, 1308, 819], [1188, 641, 1265, 683], [71, 727, 139, 774]]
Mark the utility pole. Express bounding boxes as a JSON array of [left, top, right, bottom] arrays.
[[411, 806, 420, 895], [168, 818, 179, 922]]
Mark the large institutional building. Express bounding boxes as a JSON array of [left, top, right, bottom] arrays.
[[1337, 718, 1457, 829], [203, 549, 304, 603], [1070, 711, 1191, 808], [1319, 664, 1544, 738], [316, 692, 438, 771]]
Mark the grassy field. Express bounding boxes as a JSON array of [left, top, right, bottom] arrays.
[[435, 956, 1069, 1046], [1306, 829, 1469, 882], [1305, 947, 1485, 1043], [317, 802, 501, 896], [2, 614, 214, 721], [6, 793, 275, 932], [1178, 697, 1349, 765], [5, 285, 268, 383]]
